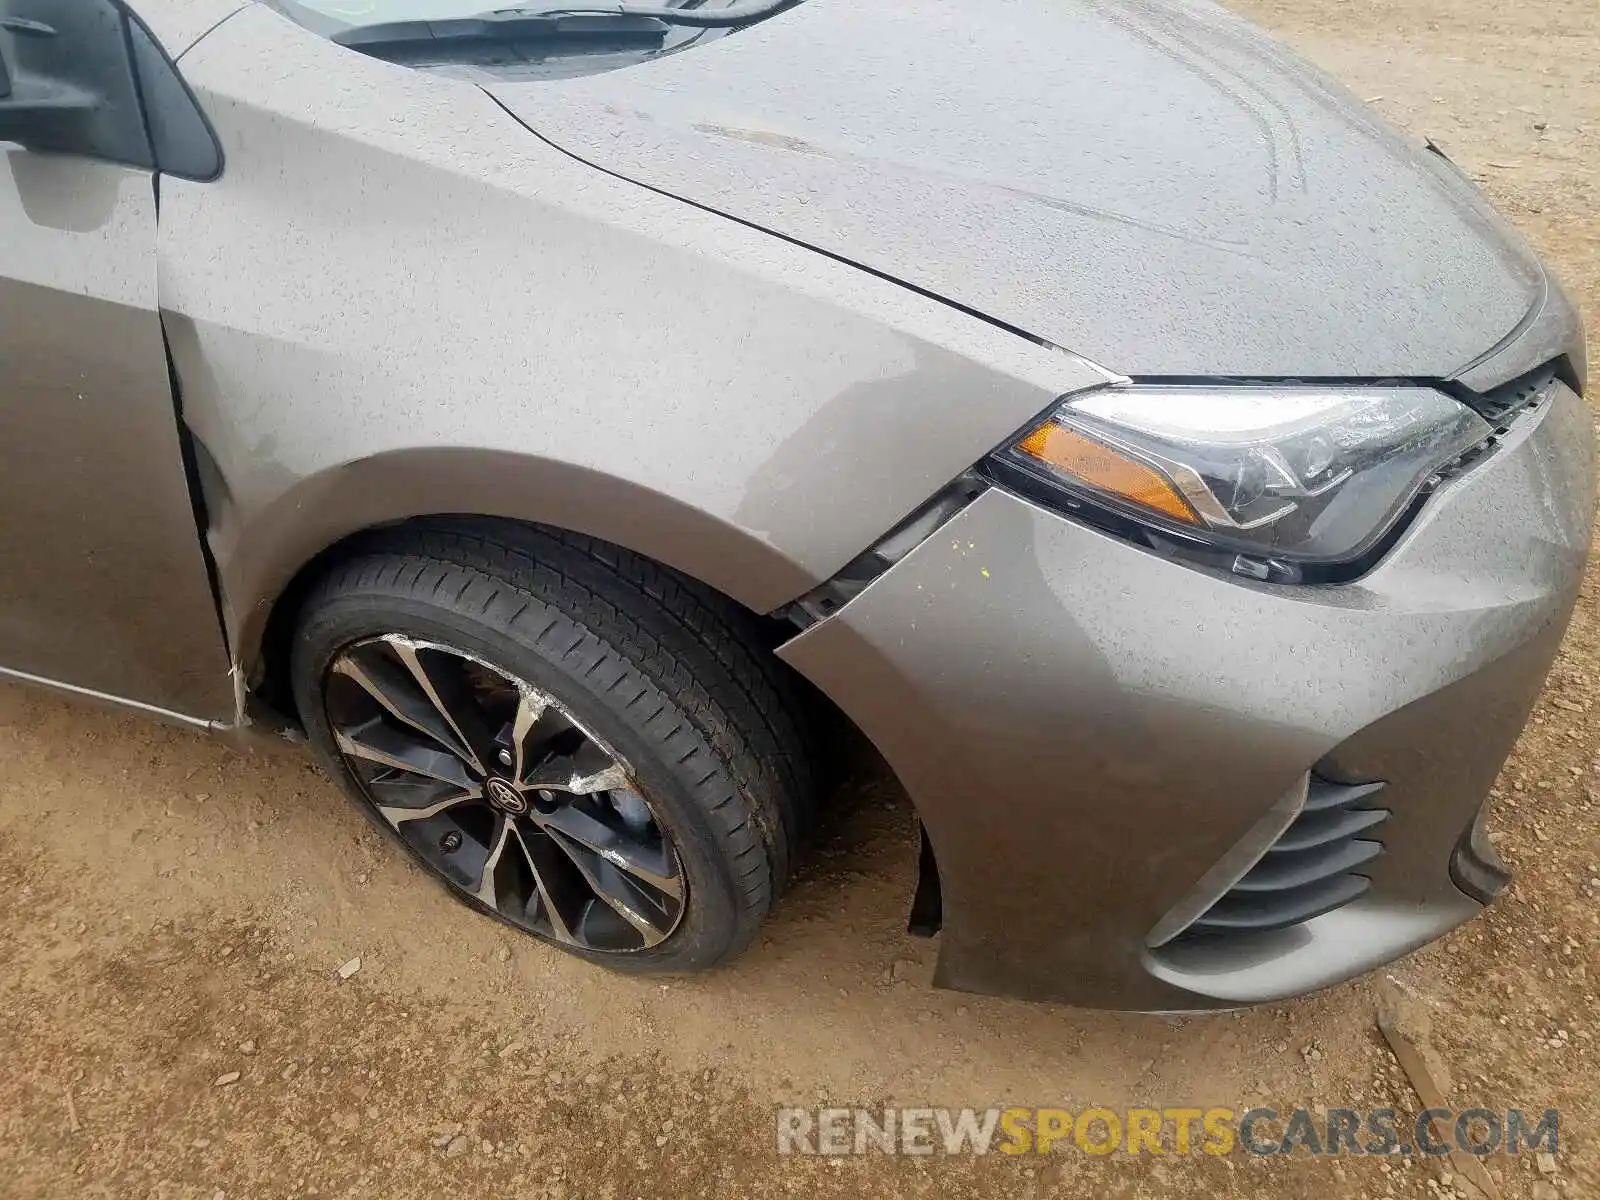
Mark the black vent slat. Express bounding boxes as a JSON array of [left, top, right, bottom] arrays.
[[1172, 773, 1387, 944], [1302, 779, 1386, 813], [1470, 365, 1559, 424], [1188, 873, 1370, 934], [1272, 804, 1387, 853], [1232, 837, 1382, 892]]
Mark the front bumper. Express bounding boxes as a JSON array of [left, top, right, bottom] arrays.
[[778, 382, 1595, 1010]]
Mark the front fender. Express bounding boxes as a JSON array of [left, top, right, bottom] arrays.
[[160, 7, 1111, 678]]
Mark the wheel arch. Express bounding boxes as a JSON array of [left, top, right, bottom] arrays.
[[222, 447, 820, 715], [233, 466, 944, 949], [225, 452, 944, 945]]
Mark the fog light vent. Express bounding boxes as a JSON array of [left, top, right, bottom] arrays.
[[1178, 776, 1388, 939]]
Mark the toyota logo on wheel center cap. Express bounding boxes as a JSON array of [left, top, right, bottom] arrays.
[[486, 777, 528, 814]]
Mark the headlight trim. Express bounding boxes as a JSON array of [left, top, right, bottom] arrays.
[[983, 381, 1505, 585]]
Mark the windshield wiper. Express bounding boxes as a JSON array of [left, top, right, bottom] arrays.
[[333, 11, 672, 53], [332, 0, 801, 52], [483, 0, 803, 28]]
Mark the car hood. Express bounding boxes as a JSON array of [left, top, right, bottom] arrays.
[[487, 0, 1549, 380]]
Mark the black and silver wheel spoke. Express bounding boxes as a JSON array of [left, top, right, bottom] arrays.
[[512, 821, 586, 943], [334, 720, 479, 790], [385, 636, 500, 775], [508, 687, 550, 784], [469, 813, 516, 907], [547, 829, 677, 947], [523, 742, 630, 795], [535, 802, 684, 902], [330, 648, 475, 766], [374, 786, 482, 829], [324, 635, 686, 952]]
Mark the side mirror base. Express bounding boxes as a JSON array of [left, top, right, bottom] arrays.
[[0, 75, 99, 152]]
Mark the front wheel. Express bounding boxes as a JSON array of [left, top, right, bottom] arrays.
[[289, 521, 813, 973]]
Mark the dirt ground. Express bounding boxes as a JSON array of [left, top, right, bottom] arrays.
[[3, 1, 1599, 1197]]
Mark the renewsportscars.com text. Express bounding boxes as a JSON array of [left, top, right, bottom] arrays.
[[776, 1106, 1559, 1158]]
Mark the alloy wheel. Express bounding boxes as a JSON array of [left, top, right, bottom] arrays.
[[323, 634, 687, 951]]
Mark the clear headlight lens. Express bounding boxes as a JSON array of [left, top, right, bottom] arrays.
[[995, 385, 1492, 568]]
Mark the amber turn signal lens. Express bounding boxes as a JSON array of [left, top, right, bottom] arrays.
[[1016, 421, 1199, 525]]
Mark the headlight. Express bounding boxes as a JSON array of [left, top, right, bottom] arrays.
[[990, 385, 1492, 578]]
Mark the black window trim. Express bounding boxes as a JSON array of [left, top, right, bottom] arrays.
[[122, 3, 225, 183], [0, 0, 223, 182]]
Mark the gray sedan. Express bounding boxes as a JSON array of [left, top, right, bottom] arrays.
[[1, 0, 1592, 1010]]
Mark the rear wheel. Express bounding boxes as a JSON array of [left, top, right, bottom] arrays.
[[289, 521, 813, 972]]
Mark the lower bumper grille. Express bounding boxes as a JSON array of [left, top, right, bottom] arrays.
[[1179, 777, 1388, 938]]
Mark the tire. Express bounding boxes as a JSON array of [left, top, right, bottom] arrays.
[[289, 519, 815, 973]]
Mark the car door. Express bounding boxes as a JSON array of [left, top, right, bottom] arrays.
[[0, 0, 233, 722]]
